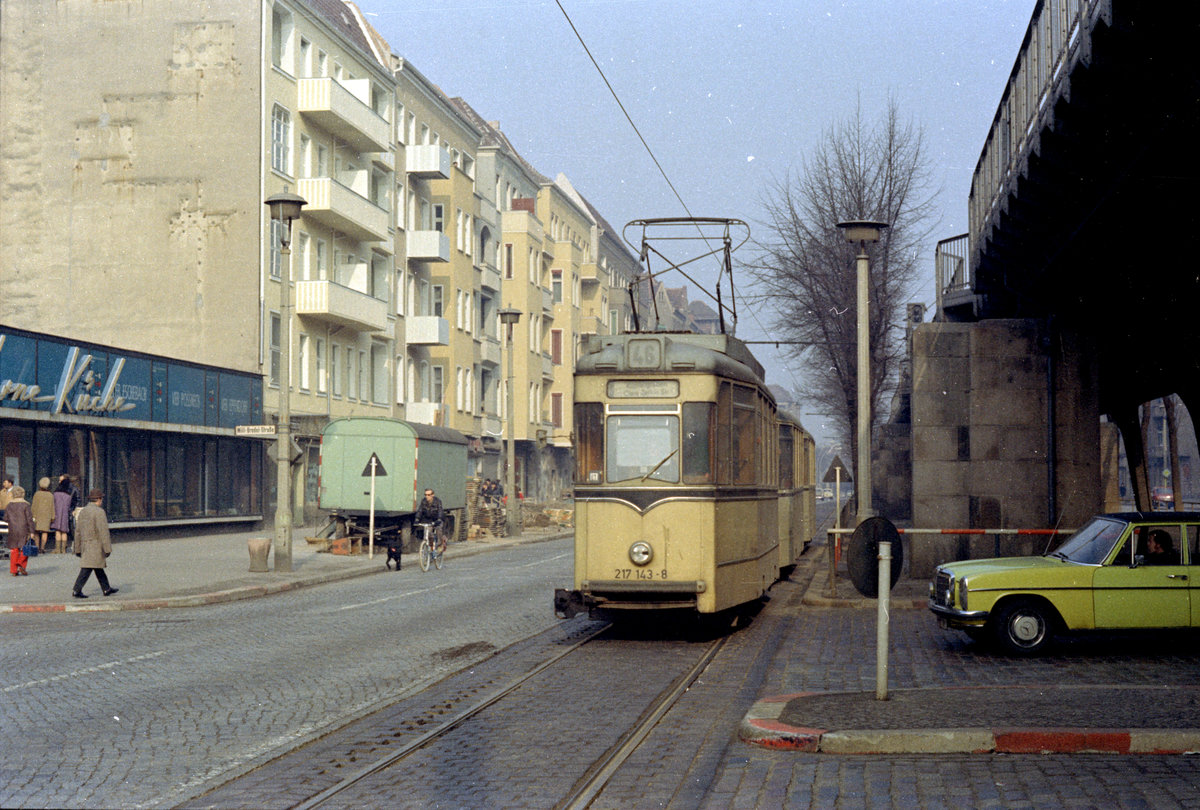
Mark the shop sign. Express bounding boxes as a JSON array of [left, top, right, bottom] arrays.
[[0, 336, 136, 415]]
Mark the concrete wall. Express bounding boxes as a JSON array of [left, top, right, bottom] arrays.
[[909, 319, 1100, 577]]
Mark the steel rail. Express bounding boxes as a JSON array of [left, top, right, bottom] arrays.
[[293, 623, 610, 810], [556, 635, 727, 810]]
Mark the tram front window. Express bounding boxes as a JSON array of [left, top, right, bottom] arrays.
[[607, 414, 680, 483]]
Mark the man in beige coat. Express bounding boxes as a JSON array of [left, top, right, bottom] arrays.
[[72, 489, 118, 599]]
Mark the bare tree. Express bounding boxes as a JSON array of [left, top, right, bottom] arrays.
[[744, 99, 937, 483]]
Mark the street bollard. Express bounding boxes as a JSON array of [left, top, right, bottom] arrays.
[[248, 537, 271, 572], [876, 539, 891, 700]]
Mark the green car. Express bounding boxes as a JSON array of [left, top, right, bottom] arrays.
[[929, 512, 1200, 654]]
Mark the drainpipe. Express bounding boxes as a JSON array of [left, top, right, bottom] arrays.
[[1045, 321, 1058, 525]]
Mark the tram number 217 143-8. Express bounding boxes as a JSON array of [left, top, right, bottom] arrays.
[[614, 567, 669, 581]]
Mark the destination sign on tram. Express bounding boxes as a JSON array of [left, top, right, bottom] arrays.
[[607, 380, 679, 399]]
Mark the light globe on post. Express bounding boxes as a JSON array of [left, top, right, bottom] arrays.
[[499, 307, 522, 538], [835, 219, 888, 527], [265, 189, 307, 573]]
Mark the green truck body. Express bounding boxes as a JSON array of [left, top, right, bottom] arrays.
[[318, 417, 467, 543]]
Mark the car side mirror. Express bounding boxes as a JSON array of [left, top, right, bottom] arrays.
[[1132, 554, 1145, 569]]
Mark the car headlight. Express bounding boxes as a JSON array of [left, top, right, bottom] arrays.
[[629, 541, 653, 566]]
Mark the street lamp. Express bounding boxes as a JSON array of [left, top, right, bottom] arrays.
[[836, 220, 888, 526], [499, 307, 522, 537], [265, 190, 307, 572]]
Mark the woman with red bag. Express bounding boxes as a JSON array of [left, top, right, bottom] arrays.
[[5, 485, 33, 576]]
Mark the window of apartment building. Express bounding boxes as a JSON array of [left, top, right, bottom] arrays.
[[464, 214, 472, 257], [298, 333, 310, 391], [551, 392, 563, 428], [333, 62, 344, 81], [396, 180, 406, 230], [505, 244, 514, 279], [271, 6, 292, 71], [466, 291, 473, 335], [396, 355, 406, 403], [318, 49, 327, 76], [551, 329, 563, 365], [433, 204, 444, 232], [528, 247, 537, 278], [396, 103, 406, 144], [316, 144, 328, 177], [316, 338, 327, 393], [371, 344, 387, 404], [296, 232, 310, 280], [407, 112, 416, 145], [358, 350, 367, 401], [529, 382, 538, 423], [463, 155, 475, 181], [455, 208, 464, 252], [456, 366, 463, 412], [299, 134, 310, 177], [431, 285, 444, 317], [269, 313, 281, 387], [420, 123, 430, 145], [431, 366, 444, 404], [271, 105, 291, 175], [609, 308, 620, 335], [574, 274, 580, 307], [466, 368, 474, 415], [298, 38, 311, 77], [314, 239, 327, 280], [456, 290, 464, 330], [529, 314, 538, 353], [552, 269, 563, 304], [346, 347, 356, 400], [331, 342, 341, 396], [269, 220, 283, 280]]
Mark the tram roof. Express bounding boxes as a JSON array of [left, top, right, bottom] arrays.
[[577, 332, 767, 387]]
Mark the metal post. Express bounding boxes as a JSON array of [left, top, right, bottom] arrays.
[[274, 236, 293, 573], [876, 539, 891, 700], [856, 244, 872, 524], [501, 309, 522, 537]]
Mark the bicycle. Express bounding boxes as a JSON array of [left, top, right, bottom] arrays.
[[417, 522, 445, 572]]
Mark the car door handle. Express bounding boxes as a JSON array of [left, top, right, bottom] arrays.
[[1167, 574, 1188, 580]]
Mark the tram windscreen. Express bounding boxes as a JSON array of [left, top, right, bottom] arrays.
[[606, 414, 680, 483]]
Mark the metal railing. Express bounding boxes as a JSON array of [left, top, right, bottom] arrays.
[[935, 233, 970, 317]]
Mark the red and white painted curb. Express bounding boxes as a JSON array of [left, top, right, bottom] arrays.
[[739, 694, 1200, 754]]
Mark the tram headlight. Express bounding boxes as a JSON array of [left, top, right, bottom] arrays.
[[629, 541, 653, 566]]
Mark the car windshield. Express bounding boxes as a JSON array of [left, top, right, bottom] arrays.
[[1048, 517, 1127, 564]]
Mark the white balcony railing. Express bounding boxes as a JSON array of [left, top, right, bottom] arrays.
[[481, 337, 501, 366], [407, 401, 448, 426], [295, 280, 388, 332], [406, 316, 449, 345], [297, 78, 391, 154], [407, 230, 450, 262], [297, 178, 390, 245], [405, 144, 451, 178]]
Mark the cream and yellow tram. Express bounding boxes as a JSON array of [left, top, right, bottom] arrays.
[[554, 332, 780, 619], [776, 410, 817, 573]]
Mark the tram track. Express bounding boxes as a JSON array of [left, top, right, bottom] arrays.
[[183, 619, 730, 810]]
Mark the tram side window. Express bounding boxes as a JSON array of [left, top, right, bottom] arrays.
[[682, 402, 713, 483], [779, 426, 794, 490], [716, 382, 732, 484], [732, 386, 757, 485], [574, 402, 603, 484]]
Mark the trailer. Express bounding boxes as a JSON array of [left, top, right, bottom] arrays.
[[318, 417, 468, 550]]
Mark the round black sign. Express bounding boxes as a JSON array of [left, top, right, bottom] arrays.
[[846, 516, 904, 598]]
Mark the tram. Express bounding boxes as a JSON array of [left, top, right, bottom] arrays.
[[776, 409, 817, 572]]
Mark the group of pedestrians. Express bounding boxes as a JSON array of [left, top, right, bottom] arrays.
[[479, 478, 505, 507], [2, 476, 117, 597]]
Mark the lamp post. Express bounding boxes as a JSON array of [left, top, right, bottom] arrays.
[[265, 190, 307, 572], [499, 307, 522, 537], [836, 220, 888, 527]]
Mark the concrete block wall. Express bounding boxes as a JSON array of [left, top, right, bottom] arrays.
[[909, 319, 1100, 577]]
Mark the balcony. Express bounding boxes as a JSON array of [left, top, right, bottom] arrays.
[[481, 336, 500, 367], [483, 415, 502, 437], [406, 144, 451, 178], [542, 287, 554, 315], [406, 316, 449, 346], [407, 401, 448, 426], [479, 261, 501, 293], [297, 178, 390, 244], [368, 150, 394, 172], [295, 280, 388, 333], [541, 353, 555, 380], [581, 263, 605, 285], [501, 209, 543, 241], [407, 230, 450, 263], [297, 78, 390, 154]]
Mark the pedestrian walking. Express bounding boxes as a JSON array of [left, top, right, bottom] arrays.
[[0, 476, 13, 513], [72, 489, 118, 599], [5, 486, 33, 576], [30, 477, 54, 554], [60, 474, 83, 550], [51, 477, 74, 554]]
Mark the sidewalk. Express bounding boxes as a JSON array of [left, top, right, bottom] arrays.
[[0, 526, 569, 613], [740, 538, 1200, 755]]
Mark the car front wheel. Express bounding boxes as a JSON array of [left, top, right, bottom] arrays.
[[992, 598, 1055, 656]]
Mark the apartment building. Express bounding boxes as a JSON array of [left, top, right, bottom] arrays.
[[0, 0, 398, 528]]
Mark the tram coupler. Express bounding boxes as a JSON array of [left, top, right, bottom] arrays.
[[554, 588, 590, 619]]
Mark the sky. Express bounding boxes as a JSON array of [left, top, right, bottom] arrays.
[[359, 0, 1037, 443]]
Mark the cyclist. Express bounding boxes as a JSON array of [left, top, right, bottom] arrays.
[[415, 488, 446, 552]]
